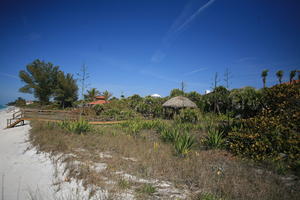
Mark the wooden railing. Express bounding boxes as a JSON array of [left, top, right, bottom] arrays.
[[6, 110, 25, 128]]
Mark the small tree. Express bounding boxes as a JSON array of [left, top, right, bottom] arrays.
[[276, 70, 284, 84], [261, 69, 269, 88]]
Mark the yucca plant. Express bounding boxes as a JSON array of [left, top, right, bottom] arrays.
[[160, 128, 180, 143], [174, 132, 195, 156], [204, 128, 224, 149], [57, 118, 92, 134]]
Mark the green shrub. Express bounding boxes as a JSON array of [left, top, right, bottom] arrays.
[[135, 184, 156, 195], [57, 118, 92, 134], [175, 108, 200, 124], [174, 132, 195, 156], [160, 128, 180, 143], [204, 128, 224, 149], [227, 82, 300, 167]]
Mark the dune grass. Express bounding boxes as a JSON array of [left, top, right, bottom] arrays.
[[28, 120, 299, 200]]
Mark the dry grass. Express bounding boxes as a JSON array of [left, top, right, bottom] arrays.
[[28, 121, 299, 200]]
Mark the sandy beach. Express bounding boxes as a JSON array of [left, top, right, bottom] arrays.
[[0, 107, 104, 200]]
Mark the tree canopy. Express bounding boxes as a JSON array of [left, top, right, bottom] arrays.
[[19, 59, 78, 107]]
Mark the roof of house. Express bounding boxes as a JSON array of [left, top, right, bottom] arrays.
[[281, 80, 300, 85], [95, 96, 105, 99], [88, 100, 109, 105]]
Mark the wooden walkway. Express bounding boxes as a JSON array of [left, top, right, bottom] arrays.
[[6, 110, 125, 128]]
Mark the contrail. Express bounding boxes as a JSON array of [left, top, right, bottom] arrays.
[[151, 0, 216, 63], [0, 72, 19, 79], [175, 0, 216, 33]]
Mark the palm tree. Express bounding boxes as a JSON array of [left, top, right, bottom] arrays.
[[103, 90, 112, 101], [276, 70, 284, 84], [261, 69, 269, 88], [289, 70, 296, 83], [84, 88, 100, 102]]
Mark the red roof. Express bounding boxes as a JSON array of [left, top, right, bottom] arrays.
[[88, 100, 109, 105], [95, 96, 105, 100], [281, 80, 300, 85]]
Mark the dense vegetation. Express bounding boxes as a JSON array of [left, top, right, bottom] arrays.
[[21, 64, 299, 199]]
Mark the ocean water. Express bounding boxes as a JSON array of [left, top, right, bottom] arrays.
[[0, 105, 7, 110]]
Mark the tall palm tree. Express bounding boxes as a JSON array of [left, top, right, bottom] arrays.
[[84, 88, 100, 102], [261, 69, 269, 88], [276, 70, 284, 84], [289, 70, 296, 83]]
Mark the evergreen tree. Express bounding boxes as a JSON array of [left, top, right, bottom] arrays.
[[54, 72, 78, 108]]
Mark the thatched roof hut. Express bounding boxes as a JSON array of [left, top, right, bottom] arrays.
[[163, 96, 197, 109]]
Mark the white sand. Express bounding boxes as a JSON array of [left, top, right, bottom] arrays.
[[0, 107, 105, 200]]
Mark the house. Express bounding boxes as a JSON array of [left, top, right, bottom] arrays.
[[26, 100, 34, 105], [87, 96, 109, 105]]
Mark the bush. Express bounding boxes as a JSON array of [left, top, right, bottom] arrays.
[[175, 108, 200, 124], [204, 128, 224, 149], [57, 118, 92, 134], [227, 82, 300, 167], [174, 132, 195, 156]]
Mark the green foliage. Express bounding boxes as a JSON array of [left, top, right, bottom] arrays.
[[229, 87, 262, 118], [102, 90, 112, 100], [204, 128, 224, 149], [84, 88, 100, 102], [134, 96, 164, 118], [135, 184, 156, 195], [170, 88, 185, 97], [175, 108, 200, 123], [202, 86, 230, 114], [187, 91, 202, 108], [160, 128, 180, 143], [276, 70, 284, 84], [174, 132, 195, 156], [54, 71, 78, 108], [57, 118, 92, 134], [7, 97, 26, 107], [19, 59, 60, 104], [227, 83, 300, 167]]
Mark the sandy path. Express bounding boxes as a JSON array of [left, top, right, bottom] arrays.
[[0, 107, 104, 200], [0, 108, 57, 199]]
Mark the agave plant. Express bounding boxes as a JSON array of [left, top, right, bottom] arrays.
[[204, 128, 224, 149], [57, 118, 92, 134], [174, 132, 195, 156]]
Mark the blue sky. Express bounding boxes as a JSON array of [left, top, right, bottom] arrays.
[[0, 0, 300, 104]]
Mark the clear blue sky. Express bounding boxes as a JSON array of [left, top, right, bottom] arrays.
[[0, 0, 299, 104]]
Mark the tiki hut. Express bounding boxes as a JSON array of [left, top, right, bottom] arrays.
[[163, 96, 197, 118], [163, 96, 197, 109]]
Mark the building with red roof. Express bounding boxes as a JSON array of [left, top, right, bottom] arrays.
[[87, 96, 109, 105]]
